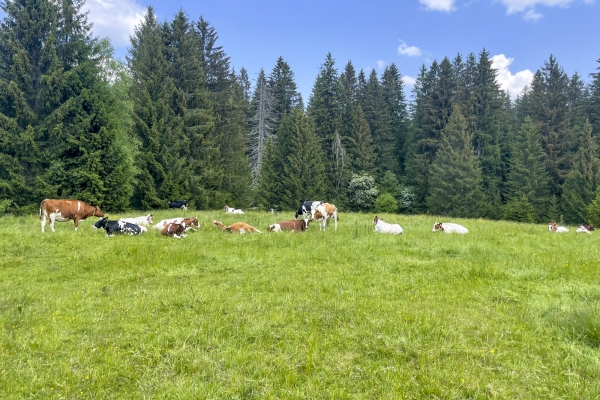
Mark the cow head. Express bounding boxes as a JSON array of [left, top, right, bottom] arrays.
[[267, 224, 276, 232], [373, 216, 382, 225], [93, 217, 108, 229], [93, 206, 105, 218], [146, 214, 153, 224], [433, 222, 443, 232]]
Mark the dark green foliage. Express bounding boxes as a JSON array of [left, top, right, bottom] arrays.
[[0, 0, 134, 211], [375, 192, 398, 214], [561, 119, 600, 224], [255, 138, 278, 209], [268, 57, 302, 125], [348, 105, 375, 174], [427, 106, 484, 218], [588, 57, 600, 143], [586, 186, 600, 227], [503, 195, 535, 223], [381, 63, 408, 175], [505, 117, 551, 222]]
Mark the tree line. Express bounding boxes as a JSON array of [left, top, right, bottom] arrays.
[[1, 2, 600, 225]]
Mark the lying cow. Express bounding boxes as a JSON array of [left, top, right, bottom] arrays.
[[295, 200, 322, 224], [268, 220, 307, 232], [93, 217, 145, 236], [153, 217, 200, 230], [548, 221, 568, 232], [373, 216, 403, 234], [167, 200, 188, 210], [162, 222, 187, 238], [576, 226, 593, 234], [213, 220, 262, 234], [309, 203, 338, 231], [224, 205, 244, 214], [39, 199, 104, 233], [120, 214, 153, 226], [432, 222, 468, 234]]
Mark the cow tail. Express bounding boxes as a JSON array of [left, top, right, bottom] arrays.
[[39, 199, 47, 219]]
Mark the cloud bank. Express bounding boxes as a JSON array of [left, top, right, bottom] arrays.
[[491, 54, 534, 98], [83, 0, 146, 46]]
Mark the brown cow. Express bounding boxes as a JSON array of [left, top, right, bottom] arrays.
[[39, 199, 104, 233], [213, 220, 262, 234], [267, 220, 307, 232], [162, 222, 187, 238], [309, 203, 338, 231]]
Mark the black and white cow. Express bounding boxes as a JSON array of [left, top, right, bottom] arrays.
[[167, 200, 188, 210], [93, 217, 145, 236], [295, 200, 322, 224]]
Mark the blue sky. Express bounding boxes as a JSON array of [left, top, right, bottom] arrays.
[[4, 0, 600, 101]]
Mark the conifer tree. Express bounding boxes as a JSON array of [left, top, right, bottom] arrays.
[[427, 106, 483, 218], [268, 57, 302, 125], [255, 138, 278, 209], [348, 105, 375, 174], [505, 117, 551, 222], [561, 119, 600, 223], [588, 57, 600, 139], [381, 63, 408, 174], [279, 110, 326, 208]]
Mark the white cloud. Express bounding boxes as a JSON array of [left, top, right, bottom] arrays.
[[419, 0, 457, 11], [398, 40, 422, 57], [403, 75, 417, 87], [498, 0, 594, 19], [491, 54, 534, 98], [84, 0, 146, 46], [376, 60, 387, 69]]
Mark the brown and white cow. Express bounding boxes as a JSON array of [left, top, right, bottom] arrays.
[[267, 219, 307, 232], [161, 222, 187, 238], [213, 220, 262, 234], [39, 199, 104, 233], [309, 203, 338, 231], [152, 217, 200, 230]]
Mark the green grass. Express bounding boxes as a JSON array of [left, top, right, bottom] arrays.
[[2, 211, 600, 399]]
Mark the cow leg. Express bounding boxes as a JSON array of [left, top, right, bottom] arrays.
[[74, 217, 80, 232], [49, 214, 56, 232], [41, 214, 47, 233]]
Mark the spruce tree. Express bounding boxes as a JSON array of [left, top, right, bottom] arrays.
[[255, 138, 278, 209], [427, 106, 483, 218], [268, 57, 302, 125], [588, 57, 600, 140], [561, 119, 600, 223], [279, 110, 327, 209], [348, 105, 375, 174], [381, 63, 408, 175], [505, 117, 551, 222]]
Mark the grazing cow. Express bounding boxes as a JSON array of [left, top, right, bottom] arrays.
[[548, 222, 569, 233], [373, 216, 403, 234], [152, 217, 200, 230], [39, 199, 104, 233], [119, 214, 153, 226], [224, 205, 244, 214], [213, 220, 262, 234], [167, 200, 188, 210], [93, 218, 145, 236], [309, 203, 338, 231], [576, 226, 592, 234], [432, 222, 468, 234], [162, 222, 187, 238], [267, 220, 307, 232], [295, 200, 322, 224]]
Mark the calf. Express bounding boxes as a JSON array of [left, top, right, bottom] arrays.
[[119, 214, 153, 226], [267, 220, 307, 232], [213, 220, 262, 234], [162, 222, 187, 238], [432, 222, 468, 234], [93, 217, 145, 236], [373, 216, 403, 234], [310, 203, 338, 231], [167, 200, 188, 210]]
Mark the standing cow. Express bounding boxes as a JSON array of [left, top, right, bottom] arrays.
[[39, 199, 104, 233], [167, 200, 188, 210], [295, 201, 322, 225]]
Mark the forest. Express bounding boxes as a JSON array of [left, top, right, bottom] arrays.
[[1, 0, 600, 225]]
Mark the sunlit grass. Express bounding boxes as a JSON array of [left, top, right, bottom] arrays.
[[1, 210, 600, 398]]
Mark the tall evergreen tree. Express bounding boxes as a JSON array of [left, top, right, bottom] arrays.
[[279, 110, 327, 209], [268, 56, 302, 125], [348, 105, 375, 174], [427, 106, 483, 218], [255, 138, 278, 209], [381, 63, 408, 175], [588, 57, 600, 140], [504, 117, 551, 222], [0, 0, 134, 211], [561, 119, 600, 223]]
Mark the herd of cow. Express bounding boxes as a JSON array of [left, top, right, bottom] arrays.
[[37, 198, 596, 237]]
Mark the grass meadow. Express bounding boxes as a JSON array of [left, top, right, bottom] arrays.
[[1, 210, 600, 399]]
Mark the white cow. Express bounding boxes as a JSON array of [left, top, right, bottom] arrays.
[[432, 222, 468, 234], [224, 205, 244, 214], [548, 222, 569, 233], [373, 216, 403, 234], [119, 213, 153, 226], [576, 226, 592, 234]]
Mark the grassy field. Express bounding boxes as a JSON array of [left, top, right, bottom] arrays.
[[1, 210, 600, 399]]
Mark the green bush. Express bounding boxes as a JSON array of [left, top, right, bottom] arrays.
[[375, 192, 398, 214]]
